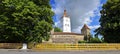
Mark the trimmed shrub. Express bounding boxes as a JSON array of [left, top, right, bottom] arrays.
[[78, 41, 87, 43]]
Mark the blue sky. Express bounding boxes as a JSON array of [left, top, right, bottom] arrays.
[[50, 0, 107, 36]]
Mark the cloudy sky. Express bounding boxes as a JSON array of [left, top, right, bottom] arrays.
[[50, 0, 107, 35]]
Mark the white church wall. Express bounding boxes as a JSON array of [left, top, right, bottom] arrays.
[[62, 17, 71, 32]]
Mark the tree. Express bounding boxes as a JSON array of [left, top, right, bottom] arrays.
[[89, 37, 101, 43], [0, 0, 54, 43], [95, 0, 120, 43], [54, 27, 62, 32]]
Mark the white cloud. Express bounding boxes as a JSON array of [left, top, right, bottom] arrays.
[[52, 0, 101, 33], [54, 20, 61, 27], [89, 25, 100, 29]]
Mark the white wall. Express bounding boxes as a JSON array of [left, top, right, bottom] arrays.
[[62, 17, 71, 32]]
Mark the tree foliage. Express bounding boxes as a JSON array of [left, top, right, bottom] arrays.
[[54, 27, 62, 32], [0, 0, 54, 43], [78, 41, 86, 43], [89, 37, 102, 43], [95, 0, 120, 43]]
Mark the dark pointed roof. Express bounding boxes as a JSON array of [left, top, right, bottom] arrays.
[[61, 9, 69, 18], [82, 24, 90, 30], [63, 9, 67, 17]]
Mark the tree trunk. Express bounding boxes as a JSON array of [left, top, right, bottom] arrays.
[[21, 43, 27, 49]]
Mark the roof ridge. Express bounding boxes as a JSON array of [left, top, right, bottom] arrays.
[[83, 24, 90, 29]]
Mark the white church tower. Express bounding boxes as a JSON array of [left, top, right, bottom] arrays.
[[60, 9, 71, 32]]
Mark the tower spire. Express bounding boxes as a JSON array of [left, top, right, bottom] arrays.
[[63, 9, 67, 17], [61, 9, 71, 32]]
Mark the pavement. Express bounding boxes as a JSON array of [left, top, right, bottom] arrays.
[[0, 49, 120, 54]]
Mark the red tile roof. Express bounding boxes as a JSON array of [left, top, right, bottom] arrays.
[[52, 32, 83, 35]]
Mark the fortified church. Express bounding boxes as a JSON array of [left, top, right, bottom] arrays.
[[47, 10, 91, 43]]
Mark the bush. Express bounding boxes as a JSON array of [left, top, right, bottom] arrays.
[[89, 38, 101, 43], [78, 41, 87, 43]]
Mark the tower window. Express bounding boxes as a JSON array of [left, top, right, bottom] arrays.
[[65, 24, 67, 26], [65, 24, 69, 27], [68, 24, 69, 26]]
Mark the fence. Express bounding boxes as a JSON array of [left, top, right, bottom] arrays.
[[0, 43, 120, 51], [34, 43, 120, 51]]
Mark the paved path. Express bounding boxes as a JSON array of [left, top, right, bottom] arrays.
[[0, 49, 120, 54]]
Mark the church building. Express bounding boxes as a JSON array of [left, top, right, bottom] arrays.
[[47, 10, 91, 44], [60, 9, 71, 32]]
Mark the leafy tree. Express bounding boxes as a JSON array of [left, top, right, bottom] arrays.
[[95, 0, 120, 43], [89, 37, 101, 43], [54, 27, 62, 32], [0, 0, 54, 43]]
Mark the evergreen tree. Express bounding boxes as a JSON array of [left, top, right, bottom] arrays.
[[95, 0, 120, 43]]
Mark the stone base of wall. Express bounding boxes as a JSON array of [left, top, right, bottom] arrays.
[[0, 43, 22, 49], [50, 35, 84, 43]]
